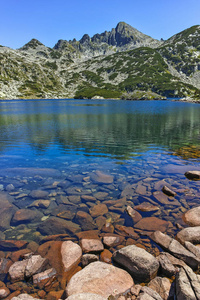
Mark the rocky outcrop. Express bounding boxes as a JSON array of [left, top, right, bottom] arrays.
[[112, 245, 159, 282]]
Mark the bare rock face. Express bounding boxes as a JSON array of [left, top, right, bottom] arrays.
[[66, 261, 134, 298], [148, 277, 172, 300], [176, 265, 200, 300], [182, 206, 200, 226], [112, 245, 159, 282], [151, 231, 200, 269], [185, 170, 200, 180], [25, 255, 48, 278], [61, 241, 82, 272], [80, 239, 104, 253], [176, 226, 200, 244]]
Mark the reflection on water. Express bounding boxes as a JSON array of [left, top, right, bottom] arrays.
[[0, 99, 200, 250]]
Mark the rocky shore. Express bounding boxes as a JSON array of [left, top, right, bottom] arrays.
[[0, 170, 200, 299]]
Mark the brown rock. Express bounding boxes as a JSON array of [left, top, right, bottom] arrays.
[[135, 217, 169, 232], [37, 217, 81, 235], [91, 170, 113, 184], [81, 195, 96, 202], [100, 249, 112, 264], [157, 253, 178, 277], [68, 195, 81, 204], [0, 258, 13, 281], [95, 216, 106, 230], [76, 230, 100, 240], [76, 211, 95, 230], [12, 209, 43, 225], [89, 204, 108, 218], [80, 239, 104, 253], [134, 202, 160, 212], [29, 200, 50, 209], [153, 191, 179, 205], [136, 185, 147, 195], [33, 268, 57, 286], [9, 249, 32, 262], [0, 240, 28, 251], [57, 210, 76, 220], [29, 190, 49, 199], [115, 225, 139, 239], [93, 192, 109, 200], [182, 206, 200, 226], [126, 206, 142, 223], [46, 290, 64, 300], [66, 261, 133, 298], [61, 241, 82, 272], [0, 207, 16, 231], [101, 222, 114, 233]]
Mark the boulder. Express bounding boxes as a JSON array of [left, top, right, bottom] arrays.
[[80, 239, 104, 253], [66, 261, 134, 298], [89, 204, 108, 217], [61, 241, 82, 272], [113, 245, 159, 282], [182, 206, 200, 226], [185, 170, 200, 180], [25, 255, 48, 278], [185, 241, 200, 259], [139, 286, 163, 300], [151, 231, 200, 269], [176, 226, 200, 244], [148, 277, 172, 300], [66, 293, 107, 300]]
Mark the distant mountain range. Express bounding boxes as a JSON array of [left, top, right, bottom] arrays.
[[0, 22, 200, 100]]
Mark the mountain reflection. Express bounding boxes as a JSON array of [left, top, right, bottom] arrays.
[[0, 100, 199, 160]]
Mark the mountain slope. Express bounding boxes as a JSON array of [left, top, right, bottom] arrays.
[[0, 23, 200, 100]]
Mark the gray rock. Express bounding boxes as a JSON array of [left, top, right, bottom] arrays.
[[140, 286, 163, 300], [0, 287, 10, 298], [0, 258, 12, 281], [148, 277, 172, 300], [81, 254, 99, 267], [151, 231, 200, 269], [37, 217, 81, 235], [176, 226, 200, 244], [76, 211, 96, 230], [66, 261, 134, 298], [80, 239, 104, 253], [176, 267, 196, 300], [33, 268, 57, 285], [185, 241, 200, 259], [61, 241, 82, 272], [157, 253, 178, 277], [112, 245, 159, 282], [8, 260, 28, 282], [29, 190, 49, 199], [25, 255, 48, 278]]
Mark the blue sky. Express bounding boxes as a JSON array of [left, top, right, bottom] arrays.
[[1, 0, 200, 49]]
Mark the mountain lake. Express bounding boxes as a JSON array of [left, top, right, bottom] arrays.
[[0, 98, 200, 254]]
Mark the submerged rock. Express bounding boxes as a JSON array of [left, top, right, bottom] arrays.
[[80, 239, 104, 253], [91, 170, 114, 184], [113, 245, 159, 282], [135, 217, 170, 232], [37, 217, 81, 235], [66, 261, 134, 298], [12, 209, 43, 225]]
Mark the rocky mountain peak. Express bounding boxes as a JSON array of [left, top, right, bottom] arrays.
[[19, 38, 44, 51]]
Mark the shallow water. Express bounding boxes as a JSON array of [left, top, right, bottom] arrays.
[[0, 99, 200, 249]]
